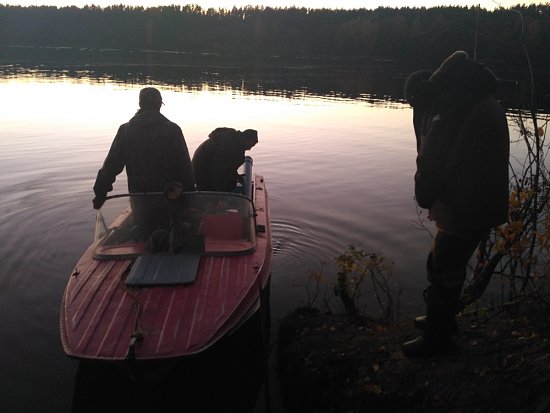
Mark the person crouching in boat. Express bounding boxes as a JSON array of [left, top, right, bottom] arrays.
[[192, 127, 258, 192]]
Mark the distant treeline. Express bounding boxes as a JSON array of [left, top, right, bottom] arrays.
[[1, 4, 549, 73]]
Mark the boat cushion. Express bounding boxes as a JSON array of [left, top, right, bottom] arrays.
[[200, 211, 244, 240]]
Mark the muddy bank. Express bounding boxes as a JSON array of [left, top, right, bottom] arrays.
[[276, 307, 550, 413]]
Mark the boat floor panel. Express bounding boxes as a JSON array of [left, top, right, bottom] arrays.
[[125, 254, 200, 286]]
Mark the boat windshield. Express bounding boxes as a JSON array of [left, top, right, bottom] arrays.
[[93, 192, 256, 259]]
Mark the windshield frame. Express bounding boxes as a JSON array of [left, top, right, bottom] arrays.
[[92, 191, 257, 259]]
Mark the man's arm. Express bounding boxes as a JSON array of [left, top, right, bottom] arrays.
[[92, 125, 126, 208]]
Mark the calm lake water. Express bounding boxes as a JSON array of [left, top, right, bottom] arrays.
[[0, 63, 526, 412]]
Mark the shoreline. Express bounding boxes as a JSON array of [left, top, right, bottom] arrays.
[[276, 306, 550, 413]]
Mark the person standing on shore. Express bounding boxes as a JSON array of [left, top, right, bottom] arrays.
[[403, 51, 510, 357]]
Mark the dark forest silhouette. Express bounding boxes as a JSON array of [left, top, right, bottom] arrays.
[[1, 4, 549, 73], [1, 4, 549, 110]]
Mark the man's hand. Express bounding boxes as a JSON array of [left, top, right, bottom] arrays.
[[92, 196, 106, 210]]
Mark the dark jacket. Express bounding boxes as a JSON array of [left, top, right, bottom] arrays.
[[192, 128, 249, 192], [414, 52, 509, 232], [93, 110, 194, 198]]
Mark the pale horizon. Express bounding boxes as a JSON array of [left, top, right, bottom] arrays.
[[1, 0, 543, 11]]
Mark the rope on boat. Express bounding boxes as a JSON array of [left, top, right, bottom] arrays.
[[120, 269, 144, 360]]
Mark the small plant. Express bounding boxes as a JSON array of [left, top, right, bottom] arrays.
[[301, 245, 399, 321], [334, 244, 398, 322], [304, 261, 334, 313], [460, 100, 550, 312]]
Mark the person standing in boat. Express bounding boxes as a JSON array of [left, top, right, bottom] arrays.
[[192, 127, 258, 192], [92, 86, 195, 209], [402, 51, 510, 357]]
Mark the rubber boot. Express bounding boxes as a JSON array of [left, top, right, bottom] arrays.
[[402, 333, 455, 358], [402, 285, 459, 358], [413, 285, 458, 333], [414, 315, 458, 334], [402, 319, 455, 358]]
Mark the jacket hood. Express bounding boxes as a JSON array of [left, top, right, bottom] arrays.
[[208, 127, 237, 141], [207, 127, 258, 150], [429, 50, 497, 97], [208, 127, 246, 148]]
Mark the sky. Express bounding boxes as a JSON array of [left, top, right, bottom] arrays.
[[1, 0, 542, 11]]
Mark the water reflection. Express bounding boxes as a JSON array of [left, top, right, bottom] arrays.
[[3, 45, 546, 111], [0, 45, 418, 105]]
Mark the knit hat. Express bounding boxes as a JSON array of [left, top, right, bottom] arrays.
[[241, 129, 258, 150], [429, 50, 469, 84], [242, 129, 258, 143]]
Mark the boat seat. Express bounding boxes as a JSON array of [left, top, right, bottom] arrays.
[[199, 211, 244, 240]]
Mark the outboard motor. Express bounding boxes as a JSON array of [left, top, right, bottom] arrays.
[[243, 156, 253, 198]]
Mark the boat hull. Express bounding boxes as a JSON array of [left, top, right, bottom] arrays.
[[60, 175, 272, 361], [71, 300, 271, 411]]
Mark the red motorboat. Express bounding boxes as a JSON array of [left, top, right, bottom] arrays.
[[60, 158, 272, 361]]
